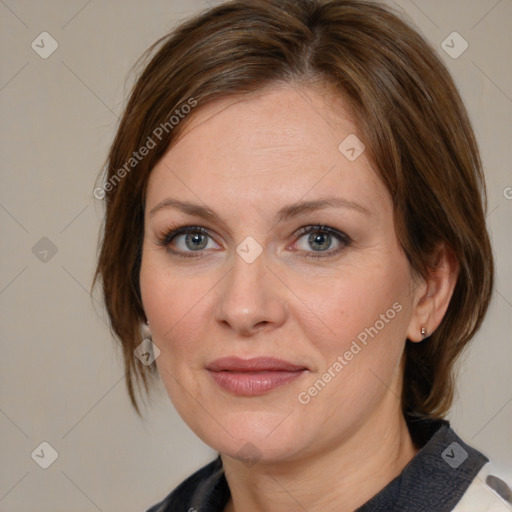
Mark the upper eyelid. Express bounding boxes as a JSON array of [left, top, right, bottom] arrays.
[[293, 226, 350, 248], [158, 225, 216, 245]]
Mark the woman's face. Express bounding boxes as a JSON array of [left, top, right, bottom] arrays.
[[140, 83, 422, 464]]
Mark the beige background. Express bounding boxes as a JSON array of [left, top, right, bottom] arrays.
[[0, 0, 511, 511]]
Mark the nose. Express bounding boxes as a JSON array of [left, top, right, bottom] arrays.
[[214, 248, 287, 337]]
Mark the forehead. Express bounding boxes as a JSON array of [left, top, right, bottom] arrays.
[[146, 83, 389, 216], [172, 82, 357, 159]]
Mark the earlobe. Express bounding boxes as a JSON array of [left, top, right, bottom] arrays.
[[407, 243, 459, 343], [141, 320, 151, 340]]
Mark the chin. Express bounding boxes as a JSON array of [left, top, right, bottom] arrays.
[[190, 410, 316, 465]]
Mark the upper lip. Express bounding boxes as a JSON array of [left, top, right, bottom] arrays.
[[206, 357, 307, 372]]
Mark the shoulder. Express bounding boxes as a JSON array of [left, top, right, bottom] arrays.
[[451, 463, 512, 512], [144, 456, 226, 512]]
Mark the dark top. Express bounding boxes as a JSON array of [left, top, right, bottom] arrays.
[[146, 416, 490, 512]]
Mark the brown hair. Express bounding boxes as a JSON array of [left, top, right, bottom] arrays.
[[93, 0, 494, 418]]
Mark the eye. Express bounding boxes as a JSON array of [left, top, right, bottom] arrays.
[[291, 225, 351, 259], [156, 224, 351, 260], [156, 226, 220, 258]]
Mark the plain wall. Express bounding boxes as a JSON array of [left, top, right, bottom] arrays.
[[1, 0, 511, 510]]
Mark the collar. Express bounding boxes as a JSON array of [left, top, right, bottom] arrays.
[[356, 415, 489, 511], [149, 416, 488, 512]]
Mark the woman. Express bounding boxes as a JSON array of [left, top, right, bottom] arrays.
[[93, 0, 511, 510]]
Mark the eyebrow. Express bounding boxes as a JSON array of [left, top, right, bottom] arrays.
[[148, 196, 371, 224]]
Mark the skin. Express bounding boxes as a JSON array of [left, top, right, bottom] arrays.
[[139, 82, 458, 512]]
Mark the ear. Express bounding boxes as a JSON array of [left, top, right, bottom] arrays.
[[406, 243, 459, 342]]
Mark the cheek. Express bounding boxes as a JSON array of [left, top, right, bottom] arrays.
[[314, 266, 406, 333], [140, 270, 204, 408], [303, 260, 412, 381], [299, 286, 409, 420], [139, 253, 213, 372]]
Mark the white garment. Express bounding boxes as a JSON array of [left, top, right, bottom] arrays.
[[452, 463, 512, 511]]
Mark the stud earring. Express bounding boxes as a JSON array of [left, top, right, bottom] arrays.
[[420, 326, 427, 338], [142, 321, 152, 342]]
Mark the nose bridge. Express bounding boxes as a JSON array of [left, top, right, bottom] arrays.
[[214, 243, 286, 335]]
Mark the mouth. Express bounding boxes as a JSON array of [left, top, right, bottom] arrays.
[[206, 357, 309, 396]]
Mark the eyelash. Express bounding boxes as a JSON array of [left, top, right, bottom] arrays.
[[155, 224, 352, 260]]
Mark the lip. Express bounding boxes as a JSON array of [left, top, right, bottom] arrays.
[[207, 356, 307, 372], [206, 357, 308, 396]]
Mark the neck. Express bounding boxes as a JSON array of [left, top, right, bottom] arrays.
[[221, 400, 418, 512]]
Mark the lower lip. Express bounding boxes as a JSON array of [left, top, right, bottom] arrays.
[[207, 370, 306, 395]]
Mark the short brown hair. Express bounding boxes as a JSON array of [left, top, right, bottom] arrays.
[[93, 0, 494, 418]]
